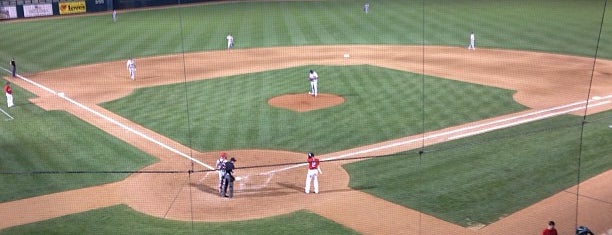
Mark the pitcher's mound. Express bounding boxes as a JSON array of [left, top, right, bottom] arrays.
[[268, 93, 345, 112]]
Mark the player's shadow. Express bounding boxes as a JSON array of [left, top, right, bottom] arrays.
[[276, 182, 304, 192], [277, 182, 353, 194], [135, 75, 160, 80], [189, 182, 219, 195]]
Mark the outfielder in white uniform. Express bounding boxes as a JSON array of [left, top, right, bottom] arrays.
[[308, 70, 318, 97], [305, 152, 322, 194], [468, 32, 475, 50], [226, 34, 234, 50], [126, 58, 136, 80]]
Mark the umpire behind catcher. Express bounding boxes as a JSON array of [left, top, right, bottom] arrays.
[[221, 157, 237, 198]]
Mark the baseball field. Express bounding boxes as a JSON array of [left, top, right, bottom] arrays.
[[1, 0, 611, 234]]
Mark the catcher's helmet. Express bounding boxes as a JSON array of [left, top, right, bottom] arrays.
[[308, 152, 314, 158]]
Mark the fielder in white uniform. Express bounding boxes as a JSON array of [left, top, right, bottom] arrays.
[[468, 32, 475, 50], [126, 58, 136, 80], [308, 70, 318, 97], [364, 3, 369, 14], [226, 34, 234, 50]]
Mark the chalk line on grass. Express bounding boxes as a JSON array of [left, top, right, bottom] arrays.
[[264, 94, 612, 175], [0, 107, 14, 120], [3, 66, 609, 184], [0, 66, 214, 170]]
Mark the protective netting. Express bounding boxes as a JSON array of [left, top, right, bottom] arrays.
[[1, 1, 611, 234]]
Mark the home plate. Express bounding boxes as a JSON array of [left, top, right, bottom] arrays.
[[343, 53, 350, 58]]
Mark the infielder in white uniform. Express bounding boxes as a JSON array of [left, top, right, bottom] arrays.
[[226, 34, 234, 50], [126, 58, 136, 80], [308, 70, 318, 97], [468, 32, 475, 50]]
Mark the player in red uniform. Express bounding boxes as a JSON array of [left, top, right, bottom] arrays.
[[305, 152, 322, 194], [4, 81, 13, 108], [541, 221, 558, 235]]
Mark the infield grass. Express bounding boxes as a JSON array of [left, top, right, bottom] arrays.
[[100, 65, 526, 154], [0, 205, 360, 235]]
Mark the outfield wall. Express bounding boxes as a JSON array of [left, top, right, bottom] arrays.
[[0, 0, 109, 19], [114, 0, 221, 9], [0, 0, 222, 20]]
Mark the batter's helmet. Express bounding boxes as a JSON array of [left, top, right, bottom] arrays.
[[220, 152, 227, 158], [308, 152, 314, 158]]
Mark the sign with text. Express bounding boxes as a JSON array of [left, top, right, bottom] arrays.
[[59, 1, 87, 15], [23, 4, 53, 18]]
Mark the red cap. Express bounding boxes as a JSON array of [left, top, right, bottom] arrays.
[[220, 152, 227, 158]]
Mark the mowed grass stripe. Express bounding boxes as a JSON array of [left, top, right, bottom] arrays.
[[0, 205, 360, 235], [102, 65, 524, 153], [1, 0, 610, 233], [330, 6, 361, 43], [262, 8, 283, 46], [1, 109, 156, 202], [345, 111, 612, 226], [281, 3, 308, 45], [3, 0, 612, 73]]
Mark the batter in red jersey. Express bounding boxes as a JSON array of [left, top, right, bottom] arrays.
[[4, 81, 13, 108], [305, 152, 322, 194]]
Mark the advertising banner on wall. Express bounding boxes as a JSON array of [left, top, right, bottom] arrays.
[[23, 4, 53, 18], [0, 6, 18, 19], [59, 1, 87, 15]]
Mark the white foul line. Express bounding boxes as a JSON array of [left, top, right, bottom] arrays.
[[0, 107, 14, 120], [0, 66, 214, 170], [266, 95, 612, 175], [4, 66, 610, 175], [449, 100, 610, 140]]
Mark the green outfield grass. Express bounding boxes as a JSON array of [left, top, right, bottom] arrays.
[[1, 0, 611, 233], [344, 110, 612, 227], [100, 65, 526, 153], [0, 0, 611, 73], [0, 84, 157, 202], [0, 205, 360, 235]]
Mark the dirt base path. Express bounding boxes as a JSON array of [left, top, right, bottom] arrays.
[[1, 46, 611, 235]]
